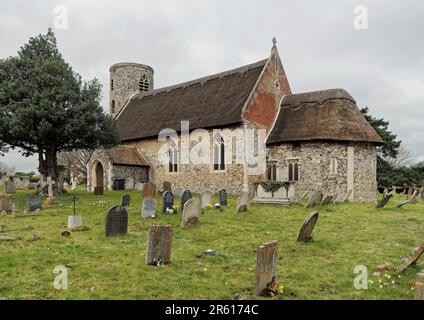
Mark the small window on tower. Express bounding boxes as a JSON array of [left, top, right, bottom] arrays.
[[111, 100, 115, 114], [139, 75, 149, 92], [111, 79, 114, 91]]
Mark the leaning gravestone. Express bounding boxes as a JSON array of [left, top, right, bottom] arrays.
[[321, 195, 333, 206], [3, 180, 16, 194], [236, 192, 249, 213], [27, 197, 42, 212], [0, 195, 13, 212], [163, 181, 172, 192], [145, 225, 173, 266], [181, 199, 201, 228], [376, 192, 393, 208], [410, 191, 419, 204], [255, 240, 278, 296], [162, 191, 174, 214], [94, 186, 104, 195], [142, 182, 156, 218], [415, 270, 424, 300], [297, 212, 319, 242], [105, 205, 128, 237], [304, 190, 323, 208], [397, 241, 424, 273], [180, 189, 192, 212], [219, 189, 228, 206], [200, 191, 212, 209], [121, 194, 130, 207]]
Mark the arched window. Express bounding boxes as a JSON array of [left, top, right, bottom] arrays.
[[111, 100, 115, 114], [294, 163, 299, 181], [110, 79, 114, 91], [213, 132, 225, 171], [168, 139, 178, 173], [288, 163, 293, 181], [139, 74, 149, 92], [288, 161, 300, 182], [267, 163, 277, 181]]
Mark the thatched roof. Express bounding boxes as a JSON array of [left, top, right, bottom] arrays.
[[106, 146, 149, 167], [116, 59, 267, 141], [267, 89, 383, 144]]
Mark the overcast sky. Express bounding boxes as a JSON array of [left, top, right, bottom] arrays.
[[1, 0, 423, 172]]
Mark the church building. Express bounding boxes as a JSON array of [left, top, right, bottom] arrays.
[[87, 39, 382, 202]]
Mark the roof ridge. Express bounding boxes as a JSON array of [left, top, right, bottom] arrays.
[[132, 58, 268, 100]]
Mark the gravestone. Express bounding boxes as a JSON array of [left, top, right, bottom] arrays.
[[94, 186, 104, 195], [121, 194, 130, 207], [134, 182, 144, 191], [142, 182, 156, 219], [174, 188, 183, 198], [28, 183, 37, 190], [105, 205, 128, 237], [415, 270, 424, 300], [162, 191, 174, 214], [255, 240, 278, 296], [410, 191, 419, 204], [200, 191, 213, 209], [297, 212, 319, 242], [376, 193, 393, 208], [236, 192, 249, 213], [46, 177, 55, 198], [67, 194, 82, 229], [397, 241, 424, 273], [321, 195, 333, 206], [331, 194, 339, 204], [181, 199, 201, 228], [343, 189, 353, 202], [3, 180, 16, 194], [299, 190, 310, 201], [304, 190, 323, 208], [219, 189, 228, 206], [180, 189, 192, 212], [145, 225, 173, 266], [125, 178, 135, 190], [0, 195, 13, 212], [27, 197, 42, 212], [163, 181, 172, 192], [397, 199, 411, 208]]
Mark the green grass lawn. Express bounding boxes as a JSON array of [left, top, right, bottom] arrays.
[[0, 187, 423, 300]]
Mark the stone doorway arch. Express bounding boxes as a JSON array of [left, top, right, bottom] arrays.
[[92, 160, 104, 189]]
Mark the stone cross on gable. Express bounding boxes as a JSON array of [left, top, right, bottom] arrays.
[[47, 177, 55, 198]]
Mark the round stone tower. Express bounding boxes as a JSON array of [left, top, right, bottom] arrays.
[[109, 63, 154, 117]]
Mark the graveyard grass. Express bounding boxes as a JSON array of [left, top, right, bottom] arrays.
[[1, 187, 423, 300]]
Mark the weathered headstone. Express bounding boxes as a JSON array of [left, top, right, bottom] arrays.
[[94, 186, 104, 195], [410, 191, 419, 204], [105, 205, 128, 237], [397, 241, 424, 273], [180, 189, 192, 212], [0, 195, 13, 212], [125, 178, 135, 190], [343, 189, 353, 202], [121, 194, 130, 207], [163, 181, 172, 192], [27, 197, 42, 212], [236, 192, 249, 213], [304, 190, 323, 208], [299, 190, 310, 201], [200, 191, 213, 209], [162, 191, 174, 214], [142, 182, 156, 218], [46, 177, 55, 198], [331, 194, 339, 204], [219, 189, 228, 206], [134, 182, 144, 191], [376, 192, 393, 208], [397, 199, 411, 208], [297, 212, 319, 242], [255, 240, 278, 296], [415, 270, 424, 300], [174, 187, 183, 198], [181, 199, 201, 228], [145, 225, 173, 266], [321, 195, 333, 206], [28, 182, 37, 190], [3, 180, 16, 194]]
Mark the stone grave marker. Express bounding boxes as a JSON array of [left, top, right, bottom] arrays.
[[304, 190, 323, 208], [3, 180, 16, 194], [142, 182, 156, 218], [28, 182, 37, 190], [125, 178, 135, 190], [181, 199, 201, 228], [163, 181, 172, 192], [94, 186, 104, 195], [255, 240, 278, 296], [180, 189, 192, 212], [67, 194, 82, 229], [162, 191, 174, 214], [410, 190, 419, 204], [415, 270, 424, 300], [297, 212, 319, 242], [200, 191, 213, 209], [219, 189, 228, 206], [299, 190, 310, 201], [105, 205, 128, 237], [134, 182, 144, 191], [321, 195, 333, 206], [376, 192, 393, 208], [145, 225, 173, 266], [331, 194, 339, 204], [397, 241, 424, 273], [0, 195, 13, 212], [121, 194, 130, 207], [27, 197, 42, 212], [236, 192, 249, 213], [174, 188, 183, 198]]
